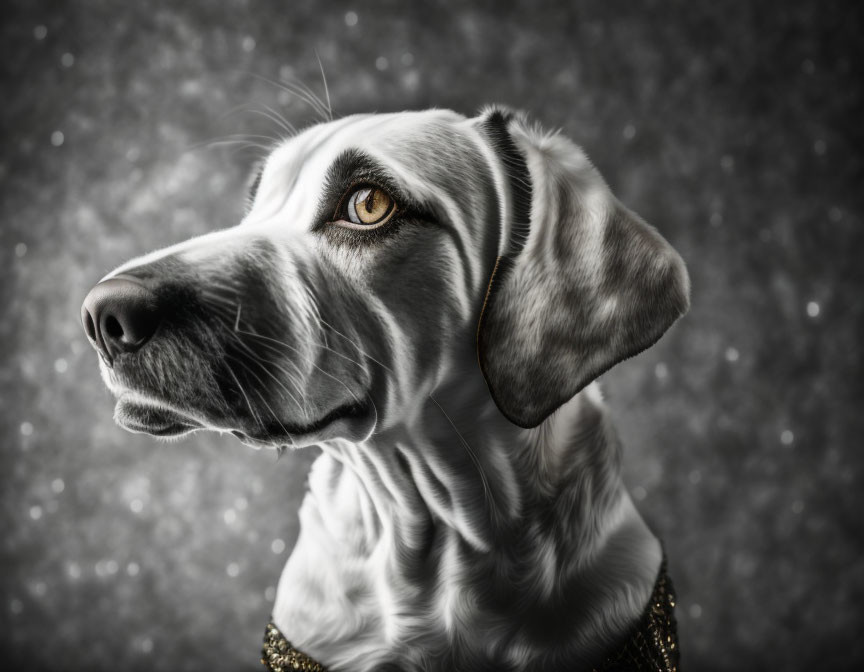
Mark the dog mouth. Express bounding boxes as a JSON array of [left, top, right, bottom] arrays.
[[114, 395, 202, 437], [113, 391, 375, 446], [230, 398, 375, 448]]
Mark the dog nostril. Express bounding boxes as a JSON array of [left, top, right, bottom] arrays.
[[104, 314, 124, 340], [84, 311, 96, 342]]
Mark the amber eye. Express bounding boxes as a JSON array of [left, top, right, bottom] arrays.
[[344, 186, 396, 227]]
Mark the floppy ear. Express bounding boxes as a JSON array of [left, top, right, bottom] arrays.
[[477, 112, 690, 428]]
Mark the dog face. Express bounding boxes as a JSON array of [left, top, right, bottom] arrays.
[[82, 107, 688, 447]]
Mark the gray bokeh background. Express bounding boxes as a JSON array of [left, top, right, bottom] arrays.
[[2, 1, 862, 670]]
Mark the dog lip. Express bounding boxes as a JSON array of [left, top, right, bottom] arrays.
[[290, 398, 371, 435], [114, 396, 201, 437], [238, 398, 373, 444]]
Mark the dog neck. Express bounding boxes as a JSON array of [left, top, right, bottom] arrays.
[[272, 379, 661, 671]]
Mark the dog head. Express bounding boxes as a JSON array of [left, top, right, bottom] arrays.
[[81, 107, 688, 447]]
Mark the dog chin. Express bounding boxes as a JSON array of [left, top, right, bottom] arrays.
[[114, 396, 201, 438]]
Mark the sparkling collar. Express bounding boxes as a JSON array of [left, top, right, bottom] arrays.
[[261, 558, 679, 672], [592, 556, 680, 671], [261, 622, 327, 672]]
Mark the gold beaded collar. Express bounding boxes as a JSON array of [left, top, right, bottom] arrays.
[[261, 559, 679, 672], [592, 556, 680, 672], [261, 622, 328, 672]]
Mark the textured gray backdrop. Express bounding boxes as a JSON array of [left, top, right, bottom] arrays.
[[1, 1, 862, 670]]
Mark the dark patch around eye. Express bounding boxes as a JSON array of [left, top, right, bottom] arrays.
[[316, 150, 403, 224], [312, 149, 434, 243]]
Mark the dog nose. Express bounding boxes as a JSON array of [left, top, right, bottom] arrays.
[[81, 277, 162, 364]]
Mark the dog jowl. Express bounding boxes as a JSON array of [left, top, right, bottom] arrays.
[[82, 108, 688, 671]]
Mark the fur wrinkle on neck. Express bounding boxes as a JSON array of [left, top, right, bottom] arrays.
[[273, 386, 661, 671]]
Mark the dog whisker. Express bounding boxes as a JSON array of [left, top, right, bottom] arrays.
[[245, 72, 332, 122], [202, 300, 311, 395], [259, 103, 299, 136], [275, 76, 332, 121], [226, 351, 310, 427], [222, 302, 379, 429], [314, 51, 333, 121], [235, 328, 365, 408], [245, 325, 367, 379], [246, 106, 297, 141], [225, 349, 311, 422], [238, 347, 309, 411], [218, 316, 379, 444], [222, 357, 266, 434], [220, 321, 310, 393], [184, 133, 278, 155], [316, 317, 397, 376]]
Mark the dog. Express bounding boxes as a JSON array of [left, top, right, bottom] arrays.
[[81, 106, 689, 671]]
